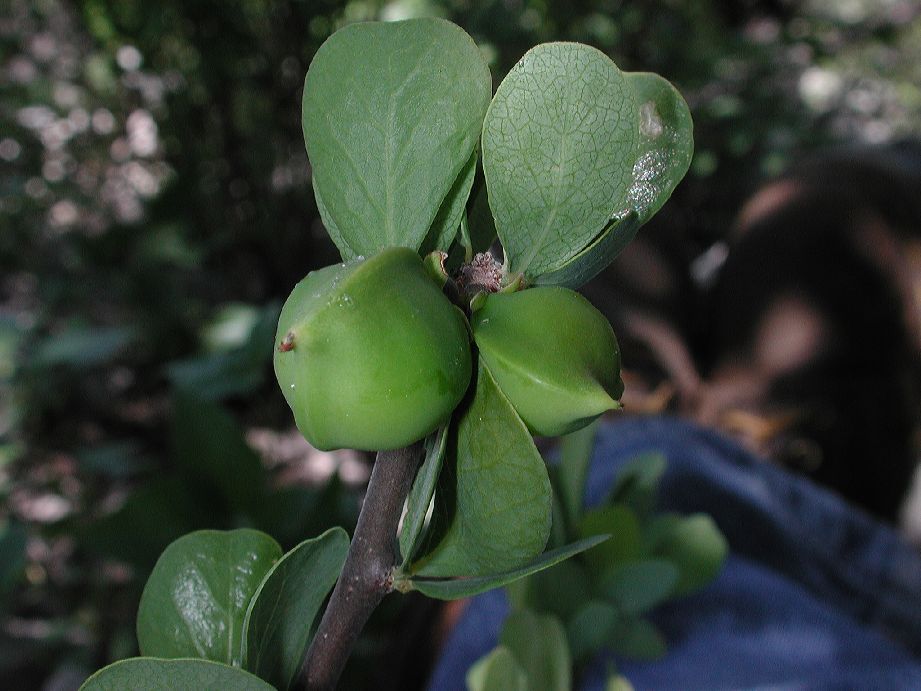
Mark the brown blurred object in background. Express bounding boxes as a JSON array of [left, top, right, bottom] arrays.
[[590, 141, 921, 528]]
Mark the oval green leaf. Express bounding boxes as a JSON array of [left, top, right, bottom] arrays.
[[648, 513, 728, 596], [303, 18, 491, 258], [608, 452, 668, 518], [567, 599, 619, 661], [136, 529, 282, 665], [506, 67, 694, 288], [79, 657, 276, 691], [507, 557, 592, 622], [579, 504, 642, 574], [467, 647, 528, 691], [607, 617, 667, 660], [407, 362, 552, 578], [598, 559, 679, 615], [531, 72, 693, 289], [501, 609, 571, 691], [242, 528, 349, 690], [482, 42, 638, 280]]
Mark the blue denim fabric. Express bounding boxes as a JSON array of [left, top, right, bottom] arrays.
[[428, 417, 921, 690]]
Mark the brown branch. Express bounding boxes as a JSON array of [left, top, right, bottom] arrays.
[[301, 442, 423, 690]]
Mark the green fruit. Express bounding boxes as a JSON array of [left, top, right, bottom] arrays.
[[471, 286, 623, 436], [274, 247, 472, 451]]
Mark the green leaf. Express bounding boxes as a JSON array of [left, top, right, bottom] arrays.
[[171, 391, 265, 512], [507, 558, 591, 622], [482, 43, 638, 280], [29, 325, 138, 368], [501, 609, 571, 691], [608, 453, 667, 518], [466, 647, 528, 691], [598, 560, 678, 615], [243, 528, 349, 690], [79, 657, 276, 691], [136, 529, 282, 665], [567, 600, 619, 661], [539, 73, 693, 288], [399, 425, 450, 568], [607, 674, 636, 691], [408, 362, 552, 577], [312, 177, 354, 258], [407, 536, 607, 600], [607, 617, 667, 660], [579, 504, 642, 575], [533, 213, 642, 289], [622, 72, 694, 224], [556, 419, 599, 534], [303, 18, 491, 258], [648, 514, 728, 596], [421, 150, 478, 255]]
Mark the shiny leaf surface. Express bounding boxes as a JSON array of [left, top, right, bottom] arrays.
[[136, 530, 281, 665]]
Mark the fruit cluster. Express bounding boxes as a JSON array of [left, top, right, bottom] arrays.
[[274, 246, 623, 451]]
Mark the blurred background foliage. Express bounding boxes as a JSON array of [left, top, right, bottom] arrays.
[[1, 0, 920, 688]]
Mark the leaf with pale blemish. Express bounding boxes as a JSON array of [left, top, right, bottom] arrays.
[[623, 72, 694, 225], [303, 18, 491, 258], [482, 42, 638, 280], [537, 75, 692, 289], [407, 361, 552, 577], [136, 529, 281, 666]]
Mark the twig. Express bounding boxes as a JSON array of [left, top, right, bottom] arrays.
[[301, 442, 423, 690]]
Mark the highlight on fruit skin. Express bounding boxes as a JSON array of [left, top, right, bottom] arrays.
[[274, 247, 472, 452], [471, 286, 624, 437]]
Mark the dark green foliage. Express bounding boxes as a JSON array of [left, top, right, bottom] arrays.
[[483, 438, 728, 687]]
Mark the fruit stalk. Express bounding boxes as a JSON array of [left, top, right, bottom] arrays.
[[301, 442, 423, 690]]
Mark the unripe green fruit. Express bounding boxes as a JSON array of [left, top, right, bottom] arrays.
[[471, 286, 623, 437], [274, 247, 472, 451]]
